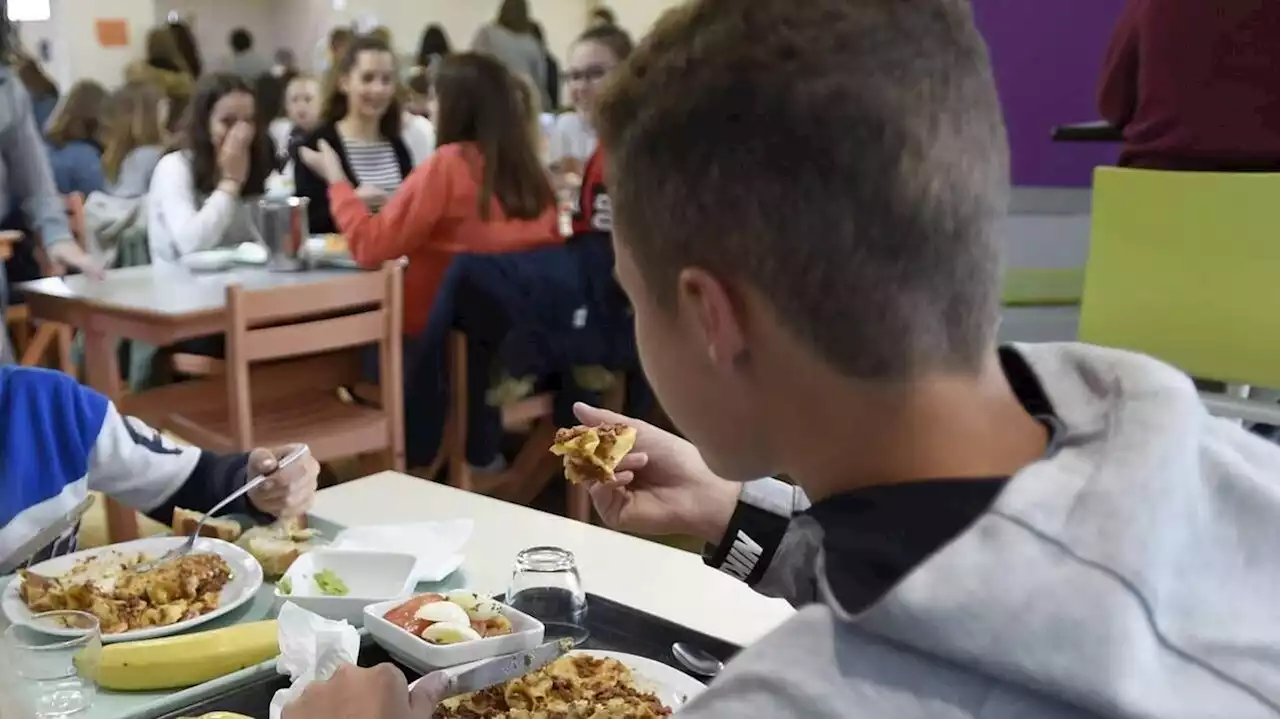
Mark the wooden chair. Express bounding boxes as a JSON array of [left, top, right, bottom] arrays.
[[4, 195, 84, 374], [442, 332, 625, 523], [160, 262, 407, 470]]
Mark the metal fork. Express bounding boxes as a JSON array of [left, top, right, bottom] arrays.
[[135, 445, 310, 572]]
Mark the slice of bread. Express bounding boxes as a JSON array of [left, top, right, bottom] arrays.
[[172, 508, 243, 542]]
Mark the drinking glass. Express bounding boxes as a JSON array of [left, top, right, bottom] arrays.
[[4, 611, 101, 718], [507, 546, 589, 646], [255, 196, 311, 272]]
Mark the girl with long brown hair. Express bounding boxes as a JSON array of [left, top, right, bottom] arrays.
[[99, 82, 168, 198], [147, 73, 274, 266], [298, 52, 559, 337], [472, 0, 546, 102], [126, 26, 195, 130], [43, 80, 108, 196], [294, 35, 432, 234]]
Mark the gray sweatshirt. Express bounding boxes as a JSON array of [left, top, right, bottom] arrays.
[[0, 65, 75, 364], [688, 342, 1280, 718]]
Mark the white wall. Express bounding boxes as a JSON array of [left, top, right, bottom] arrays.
[[343, 0, 588, 65], [594, 0, 682, 42], [35, 0, 602, 84], [20, 0, 156, 88], [155, 0, 276, 72]]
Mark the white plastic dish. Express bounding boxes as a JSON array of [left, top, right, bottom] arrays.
[[364, 593, 544, 670], [275, 550, 417, 626]]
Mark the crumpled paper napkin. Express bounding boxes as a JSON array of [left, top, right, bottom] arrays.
[[269, 602, 362, 719]]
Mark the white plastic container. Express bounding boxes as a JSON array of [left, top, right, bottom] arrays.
[[274, 550, 417, 626], [364, 593, 545, 670]]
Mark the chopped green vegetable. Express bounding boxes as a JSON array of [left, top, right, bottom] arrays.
[[314, 569, 349, 596], [277, 577, 292, 595]]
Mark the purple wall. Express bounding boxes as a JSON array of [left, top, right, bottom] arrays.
[[973, 0, 1124, 187]]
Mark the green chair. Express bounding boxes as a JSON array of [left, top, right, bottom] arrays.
[[1080, 167, 1280, 423], [1002, 267, 1085, 307]]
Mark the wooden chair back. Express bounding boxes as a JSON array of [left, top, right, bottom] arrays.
[[223, 263, 404, 454], [444, 332, 625, 523]]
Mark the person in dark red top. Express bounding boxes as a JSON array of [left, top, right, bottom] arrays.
[[1099, 0, 1280, 171], [571, 149, 610, 236]]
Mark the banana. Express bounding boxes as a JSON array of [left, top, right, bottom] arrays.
[[81, 621, 280, 691]]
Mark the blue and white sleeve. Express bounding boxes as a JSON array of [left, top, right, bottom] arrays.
[[89, 403, 259, 525], [0, 368, 256, 566]]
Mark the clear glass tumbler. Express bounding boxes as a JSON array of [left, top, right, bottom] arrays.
[[507, 546, 589, 646], [4, 611, 101, 718]]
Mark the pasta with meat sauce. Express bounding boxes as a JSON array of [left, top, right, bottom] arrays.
[[433, 655, 672, 719], [18, 553, 232, 634]]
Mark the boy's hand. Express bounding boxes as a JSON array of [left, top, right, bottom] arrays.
[[574, 404, 742, 544], [282, 665, 446, 719], [247, 444, 319, 519]]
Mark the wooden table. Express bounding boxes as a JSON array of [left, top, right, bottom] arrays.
[[17, 264, 363, 540], [313, 472, 795, 647]]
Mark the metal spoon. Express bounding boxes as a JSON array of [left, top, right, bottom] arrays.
[[672, 642, 724, 678], [136, 444, 310, 572]]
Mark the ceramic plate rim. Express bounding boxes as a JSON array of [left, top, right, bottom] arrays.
[[1, 536, 263, 643], [571, 649, 706, 710], [410, 649, 706, 712]]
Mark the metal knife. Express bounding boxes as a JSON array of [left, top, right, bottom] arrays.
[[440, 639, 573, 698], [0, 494, 97, 575]]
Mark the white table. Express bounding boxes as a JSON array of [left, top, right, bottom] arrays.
[[312, 472, 795, 648]]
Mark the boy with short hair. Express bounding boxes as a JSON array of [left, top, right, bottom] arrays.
[[285, 1, 1280, 716]]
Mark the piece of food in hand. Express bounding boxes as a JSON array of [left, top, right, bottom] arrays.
[[420, 621, 483, 645], [313, 569, 348, 596], [550, 424, 638, 484], [172, 508, 242, 542], [236, 522, 323, 578]]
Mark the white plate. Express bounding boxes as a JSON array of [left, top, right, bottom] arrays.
[[2, 536, 263, 643], [574, 650, 706, 711], [179, 249, 236, 272], [411, 649, 706, 712], [275, 549, 417, 627], [365, 593, 544, 670]]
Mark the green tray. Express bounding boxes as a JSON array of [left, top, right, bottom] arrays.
[[2, 516, 470, 719]]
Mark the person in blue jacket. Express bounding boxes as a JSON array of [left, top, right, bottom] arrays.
[[0, 366, 320, 571]]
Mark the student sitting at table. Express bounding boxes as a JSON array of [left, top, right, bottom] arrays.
[[287, 0, 1280, 717], [81, 82, 169, 270], [0, 365, 319, 572], [97, 82, 169, 200], [270, 74, 321, 169], [298, 52, 560, 339], [147, 73, 275, 267], [294, 35, 434, 236], [1099, 0, 1280, 171], [43, 80, 109, 197], [547, 25, 632, 181]]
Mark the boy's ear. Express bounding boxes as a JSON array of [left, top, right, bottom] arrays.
[[677, 267, 747, 371]]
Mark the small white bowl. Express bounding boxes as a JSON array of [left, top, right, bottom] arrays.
[[275, 550, 417, 626], [364, 593, 544, 670]]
